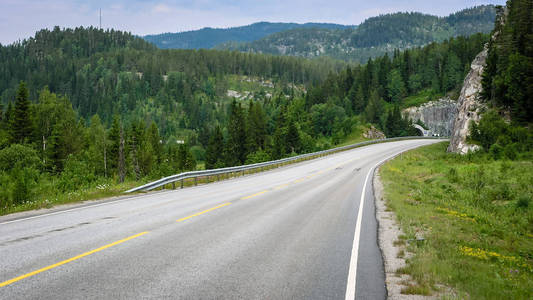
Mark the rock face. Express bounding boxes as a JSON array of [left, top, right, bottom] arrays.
[[447, 47, 488, 154], [403, 97, 457, 136], [363, 125, 386, 139]]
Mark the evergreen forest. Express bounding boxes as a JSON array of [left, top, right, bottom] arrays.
[[0, 16, 511, 213]]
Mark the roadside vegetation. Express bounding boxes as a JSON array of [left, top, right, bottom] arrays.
[[380, 142, 533, 299]]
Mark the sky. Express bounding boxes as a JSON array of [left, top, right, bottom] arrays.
[[0, 0, 506, 45]]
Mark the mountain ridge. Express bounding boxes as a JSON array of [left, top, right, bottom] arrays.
[[221, 5, 496, 62], [144, 22, 355, 49]]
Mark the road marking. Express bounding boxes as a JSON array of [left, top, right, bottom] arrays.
[[176, 203, 232, 222], [0, 231, 149, 288], [274, 183, 290, 190], [241, 191, 267, 200], [344, 166, 372, 300], [345, 144, 431, 299]]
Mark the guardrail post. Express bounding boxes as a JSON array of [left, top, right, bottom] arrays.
[[242, 170, 244, 176], [194, 177, 197, 186], [181, 179, 184, 189], [217, 174, 220, 181], [172, 182, 175, 190]]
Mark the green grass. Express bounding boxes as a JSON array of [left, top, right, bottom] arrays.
[[402, 89, 436, 108], [338, 124, 372, 146], [1, 178, 142, 216], [380, 142, 533, 299]]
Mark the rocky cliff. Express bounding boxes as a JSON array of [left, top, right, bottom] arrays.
[[403, 98, 457, 137], [447, 47, 488, 154]]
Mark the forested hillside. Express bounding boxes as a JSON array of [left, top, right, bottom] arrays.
[[221, 5, 496, 62], [466, 0, 533, 158], [0, 26, 345, 129], [0, 26, 488, 214], [144, 22, 353, 49]]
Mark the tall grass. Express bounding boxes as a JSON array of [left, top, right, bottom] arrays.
[[381, 142, 533, 299]]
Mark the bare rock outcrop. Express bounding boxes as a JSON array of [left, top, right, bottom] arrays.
[[447, 47, 488, 154], [403, 97, 457, 137], [363, 125, 386, 139]]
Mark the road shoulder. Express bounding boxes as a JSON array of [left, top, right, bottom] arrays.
[[374, 166, 435, 300]]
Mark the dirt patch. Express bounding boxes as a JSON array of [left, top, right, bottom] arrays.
[[374, 166, 436, 300]]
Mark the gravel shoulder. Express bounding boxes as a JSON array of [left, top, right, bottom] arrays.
[[374, 166, 436, 300]]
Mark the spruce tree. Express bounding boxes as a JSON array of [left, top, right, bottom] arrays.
[[224, 100, 247, 166], [286, 119, 300, 154], [108, 115, 121, 173], [11, 81, 33, 144], [205, 125, 224, 169], [118, 125, 126, 183], [148, 121, 162, 164]]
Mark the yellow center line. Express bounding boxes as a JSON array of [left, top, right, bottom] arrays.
[[176, 202, 232, 222], [293, 178, 305, 184], [241, 190, 267, 200], [274, 183, 290, 190], [0, 231, 149, 288]]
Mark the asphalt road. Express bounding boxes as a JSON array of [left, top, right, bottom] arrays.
[[0, 139, 440, 299]]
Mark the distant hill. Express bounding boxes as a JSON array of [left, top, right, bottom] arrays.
[[143, 22, 354, 49], [218, 5, 497, 62]]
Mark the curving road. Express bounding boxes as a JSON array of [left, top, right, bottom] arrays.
[[0, 139, 440, 299]]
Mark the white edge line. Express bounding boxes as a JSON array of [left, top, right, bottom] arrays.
[[345, 141, 437, 299]]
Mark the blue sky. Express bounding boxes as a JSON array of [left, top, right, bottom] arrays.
[[0, 0, 506, 45]]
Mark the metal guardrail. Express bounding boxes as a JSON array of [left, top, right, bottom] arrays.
[[125, 136, 445, 193]]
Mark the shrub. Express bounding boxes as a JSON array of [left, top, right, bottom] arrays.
[[245, 150, 271, 164], [516, 195, 530, 209], [503, 143, 519, 160], [11, 167, 39, 205], [58, 156, 97, 192], [190, 145, 206, 162], [0, 144, 42, 172], [489, 143, 504, 160]]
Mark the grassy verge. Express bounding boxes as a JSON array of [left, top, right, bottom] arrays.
[[338, 124, 372, 146], [0, 179, 142, 216], [380, 142, 533, 299]]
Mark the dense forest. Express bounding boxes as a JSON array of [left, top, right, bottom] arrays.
[[467, 0, 533, 158], [304, 33, 489, 136], [0, 25, 489, 212], [220, 5, 496, 62], [144, 22, 353, 49]]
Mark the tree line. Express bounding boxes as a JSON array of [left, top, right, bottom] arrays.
[[0, 26, 493, 210], [0, 82, 196, 207]]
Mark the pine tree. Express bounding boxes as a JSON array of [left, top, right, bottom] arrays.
[[4, 102, 14, 127], [118, 125, 126, 183], [246, 101, 258, 154], [177, 144, 196, 171], [148, 121, 162, 164], [205, 125, 224, 169], [108, 115, 121, 173], [364, 91, 385, 125], [386, 69, 407, 103], [272, 107, 287, 159], [10, 81, 33, 144], [224, 100, 247, 166], [286, 119, 300, 154]]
